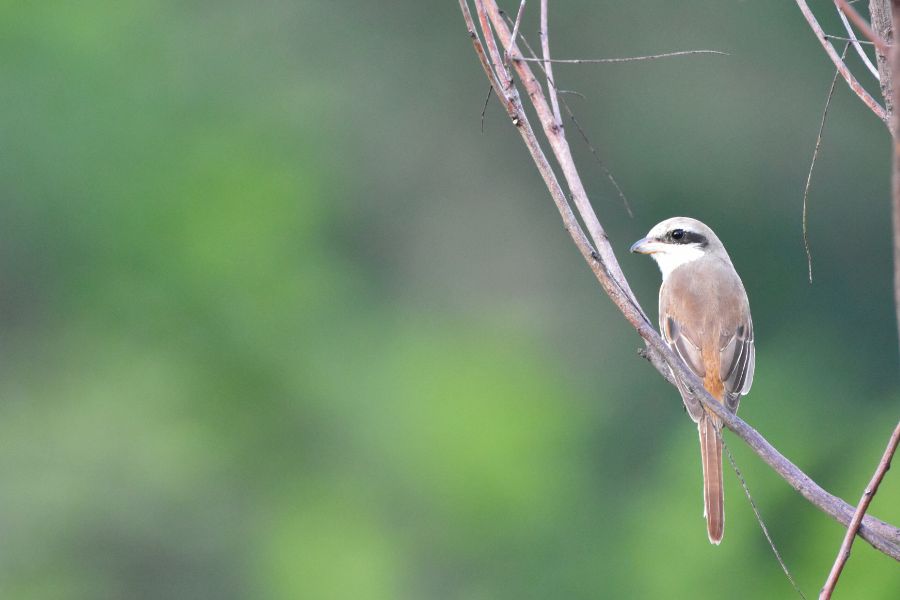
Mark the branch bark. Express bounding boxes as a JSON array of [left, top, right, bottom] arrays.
[[892, 0, 900, 357], [870, 0, 895, 116], [459, 0, 900, 561]]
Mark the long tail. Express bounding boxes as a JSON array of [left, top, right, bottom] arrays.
[[699, 415, 724, 544]]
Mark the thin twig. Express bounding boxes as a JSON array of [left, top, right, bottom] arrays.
[[723, 439, 807, 599], [460, 0, 900, 561], [824, 33, 877, 45], [481, 85, 493, 133], [835, 2, 881, 78], [504, 0, 526, 70], [795, 0, 890, 125], [539, 0, 563, 126], [567, 111, 634, 218], [803, 43, 848, 283], [557, 89, 587, 99], [516, 50, 729, 63], [835, 0, 889, 50], [820, 421, 900, 599]]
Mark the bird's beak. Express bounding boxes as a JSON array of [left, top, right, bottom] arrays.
[[630, 237, 659, 254]]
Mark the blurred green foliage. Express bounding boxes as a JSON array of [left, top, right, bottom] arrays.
[[0, 1, 897, 598]]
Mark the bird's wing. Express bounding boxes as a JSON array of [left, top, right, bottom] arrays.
[[663, 315, 705, 377], [718, 319, 754, 412], [662, 314, 707, 421]]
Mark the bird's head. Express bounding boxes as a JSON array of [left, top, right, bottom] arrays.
[[630, 217, 726, 280]]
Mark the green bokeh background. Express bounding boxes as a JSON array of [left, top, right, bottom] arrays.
[[1, 1, 898, 598]]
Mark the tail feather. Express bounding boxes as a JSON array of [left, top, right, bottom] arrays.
[[699, 415, 724, 544]]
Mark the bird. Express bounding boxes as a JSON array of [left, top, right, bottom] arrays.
[[630, 217, 755, 544]]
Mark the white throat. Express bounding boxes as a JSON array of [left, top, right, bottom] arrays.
[[651, 245, 705, 281]]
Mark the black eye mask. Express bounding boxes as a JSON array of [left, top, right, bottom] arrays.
[[666, 229, 708, 247]]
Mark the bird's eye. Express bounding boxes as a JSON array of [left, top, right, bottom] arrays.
[[671, 229, 685, 240]]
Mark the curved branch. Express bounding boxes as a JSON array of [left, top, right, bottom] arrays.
[[459, 0, 900, 560]]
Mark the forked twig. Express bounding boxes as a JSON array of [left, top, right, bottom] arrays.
[[820, 421, 900, 599]]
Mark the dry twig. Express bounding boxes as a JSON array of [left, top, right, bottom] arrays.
[[480, 85, 493, 133], [803, 43, 849, 283], [823, 33, 876, 44], [459, 0, 900, 561], [819, 421, 900, 599], [517, 50, 729, 64]]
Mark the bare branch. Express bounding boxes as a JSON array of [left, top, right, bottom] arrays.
[[835, 3, 881, 78], [820, 421, 900, 599], [795, 0, 890, 125], [460, 0, 900, 561], [836, 0, 890, 50], [516, 50, 729, 64]]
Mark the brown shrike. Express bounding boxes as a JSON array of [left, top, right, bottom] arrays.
[[630, 217, 754, 544]]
